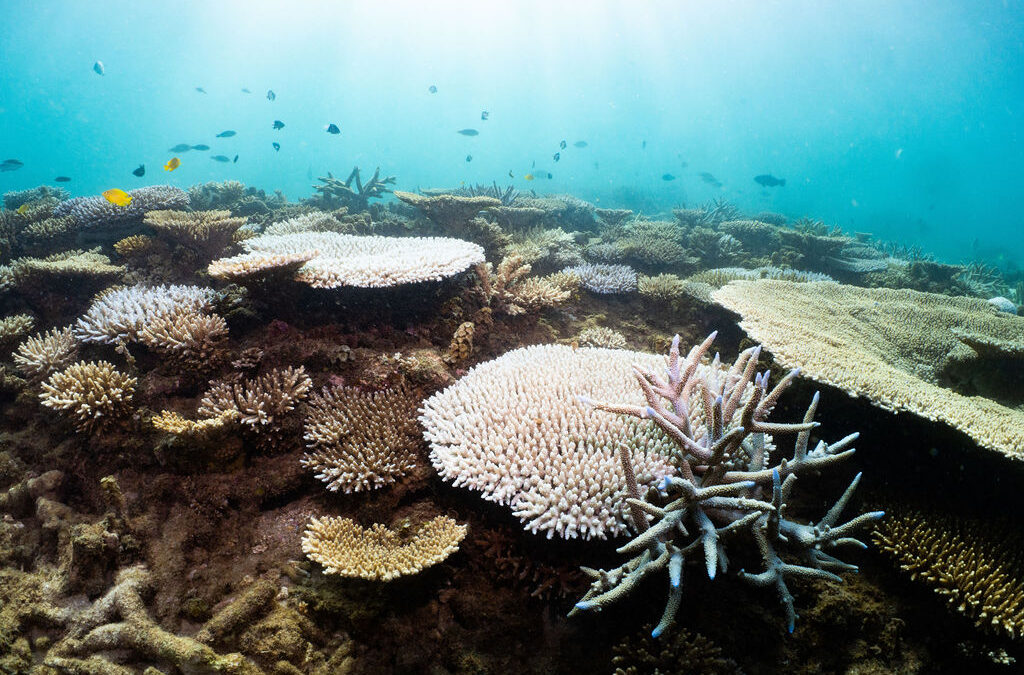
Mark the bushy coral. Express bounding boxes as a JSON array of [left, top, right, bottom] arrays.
[[39, 361, 137, 434]]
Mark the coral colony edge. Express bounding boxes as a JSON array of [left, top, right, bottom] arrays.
[[1, 177, 1023, 674]]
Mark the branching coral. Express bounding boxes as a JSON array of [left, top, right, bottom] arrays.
[[481, 255, 576, 316], [873, 509, 1024, 639], [137, 310, 229, 369], [443, 321, 475, 363], [7, 248, 124, 292], [577, 326, 627, 349], [13, 327, 78, 379], [313, 167, 395, 211], [39, 361, 137, 434], [198, 366, 312, 429], [0, 314, 35, 346], [143, 209, 247, 261], [570, 333, 882, 635], [687, 266, 834, 288], [504, 226, 584, 271], [53, 186, 189, 228], [302, 515, 467, 581], [421, 344, 680, 539], [301, 385, 420, 493], [75, 284, 215, 344], [563, 263, 638, 294]]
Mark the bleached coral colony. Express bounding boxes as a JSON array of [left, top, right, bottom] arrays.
[[2, 179, 1023, 673]]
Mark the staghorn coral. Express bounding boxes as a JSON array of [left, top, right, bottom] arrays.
[[39, 361, 137, 434], [577, 326, 627, 349], [563, 263, 638, 294], [0, 314, 34, 346], [198, 366, 312, 429], [483, 255, 575, 316], [301, 515, 467, 581], [75, 284, 215, 344], [143, 209, 247, 261], [209, 232, 484, 289], [874, 509, 1024, 639], [313, 166, 395, 211], [570, 333, 882, 635], [53, 186, 189, 228], [13, 327, 78, 379], [713, 280, 1024, 459], [687, 266, 835, 288], [420, 345, 681, 539], [301, 385, 420, 493], [443, 321, 475, 364]]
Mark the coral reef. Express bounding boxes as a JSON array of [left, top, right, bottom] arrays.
[[312, 166, 396, 211], [874, 509, 1024, 640], [443, 320, 475, 363], [480, 255, 576, 316], [577, 326, 627, 349], [301, 515, 467, 581], [301, 385, 420, 493], [611, 624, 741, 675], [198, 366, 312, 430], [564, 263, 638, 294], [209, 232, 485, 288], [712, 279, 1024, 458], [75, 284, 216, 344], [571, 333, 882, 635], [13, 326, 78, 379], [688, 266, 835, 288], [39, 360, 137, 434], [420, 344, 679, 539], [143, 209, 248, 262], [53, 186, 189, 227]]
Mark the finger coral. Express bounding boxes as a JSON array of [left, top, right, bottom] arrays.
[[0, 314, 35, 345], [712, 279, 1024, 459], [420, 344, 680, 539], [39, 361, 137, 434], [208, 232, 484, 288], [13, 327, 78, 379], [301, 385, 420, 493], [302, 515, 467, 581], [483, 255, 575, 316], [137, 310, 229, 368], [199, 366, 312, 429]]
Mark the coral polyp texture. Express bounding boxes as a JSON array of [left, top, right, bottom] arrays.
[[570, 332, 882, 635], [39, 360, 137, 433], [208, 232, 485, 288], [198, 366, 312, 429], [712, 279, 1024, 459], [564, 263, 638, 294], [53, 185, 189, 227], [419, 344, 680, 539], [302, 515, 467, 581], [75, 284, 215, 344], [577, 326, 628, 349], [873, 509, 1024, 640], [301, 385, 420, 493], [13, 326, 78, 378], [142, 209, 247, 258]]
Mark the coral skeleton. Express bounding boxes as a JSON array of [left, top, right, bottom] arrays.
[[570, 332, 883, 636]]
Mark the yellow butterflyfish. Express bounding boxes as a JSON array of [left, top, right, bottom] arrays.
[[102, 188, 133, 207], [524, 173, 535, 181], [16, 203, 30, 214], [164, 157, 181, 171]]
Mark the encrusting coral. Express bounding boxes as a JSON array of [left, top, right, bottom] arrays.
[[209, 232, 485, 288], [420, 344, 680, 539], [39, 361, 137, 434], [302, 515, 467, 581], [873, 509, 1024, 640], [570, 332, 883, 636], [301, 385, 420, 493], [712, 279, 1024, 459]]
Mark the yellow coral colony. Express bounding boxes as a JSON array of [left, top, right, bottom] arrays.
[[301, 515, 467, 581]]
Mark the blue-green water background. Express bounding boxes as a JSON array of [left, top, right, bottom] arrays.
[[1, 0, 1021, 266]]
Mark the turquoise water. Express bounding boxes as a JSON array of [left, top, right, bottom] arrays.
[[2, 0, 1021, 265]]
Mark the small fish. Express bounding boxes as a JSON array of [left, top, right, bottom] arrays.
[[573, 141, 588, 148], [211, 155, 231, 162], [428, 85, 437, 93], [508, 170, 514, 178], [216, 130, 236, 138], [164, 157, 181, 171], [524, 174, 534, 181], [191, 144, 210, 151], [466, 155, 472, 162], [169, 143, 192, 152], [241, 88, 252, 93], [456, 128, 479, 136], [272, 142, 281, 151], [195, 87, 207, 94], [102, 188, 132, 206], [699, 172, 722, 187], [132, 164, 145, 177], [553, 152, 560, 162], [17, 204, 30, 214], [481, 110, 489, 121], [54, 176, 71, 182], [641, 140, 647, 149], [754, 174, 786, 187], [233, 154, 238, 163], [525, 172, 552, 180], [559, 140, 567, 150], [266, 89, 276, 101], [1, 159, 24, 172], [93, 60, 104, 75], [325, 123, 341, 135], [662, 173, 676, 181], [273, 120, 285, 130]]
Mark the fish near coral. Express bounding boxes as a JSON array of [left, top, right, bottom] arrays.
[[164, 157, 181, 171], [102, 188, 133, 206]]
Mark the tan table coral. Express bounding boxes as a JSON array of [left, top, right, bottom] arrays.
[[712, 280, 1024, 459], [302, 515, 467, 581]]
